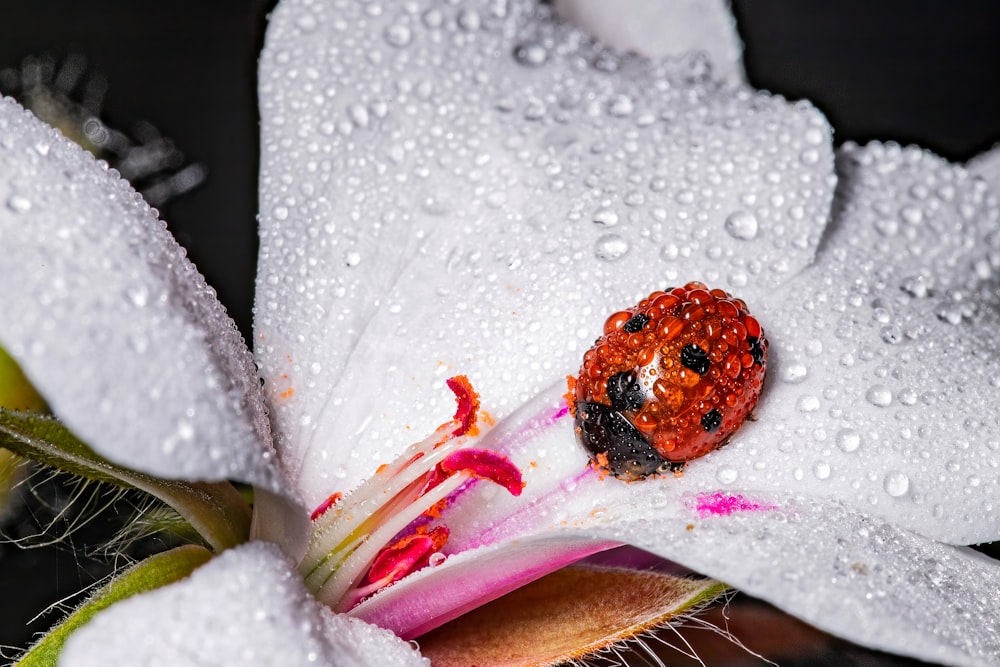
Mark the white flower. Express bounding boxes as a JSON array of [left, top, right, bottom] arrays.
[[0, 1, 997, 665]]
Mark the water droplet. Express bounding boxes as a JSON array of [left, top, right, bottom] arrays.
[[796, 395, 820, 413], [899, 205, 923, 225], [782, 362, 808, 384], [874, 218, 898, 236], [836, 428, 861, 453], [813, 461, 831, 480], [513, 42, 548, 67], [594, 234, 629, 261], [457, 8, 481, 31], [716, 466, 738, 484], [384, 24, 412, 47], [724, 210, 759, 241], [897, 388, 917, 406], [607, 94, 634, 117], [428, 552, 446, 567], [883, 471, 910, 497], [593, 208, 619, 227], [126, 285, 149, 308], [345, 251, 361, 267], [421, 8, 443, 28], [296, 13, 318, 32], [880, 325, 902, 345], [865, 385, 892, 407], [6, 194, 31, 213], [272, 205, 289, 221], [900, 275, 932, 298]]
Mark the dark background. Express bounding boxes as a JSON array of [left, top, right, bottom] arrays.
[[0, 0, 997, 662]]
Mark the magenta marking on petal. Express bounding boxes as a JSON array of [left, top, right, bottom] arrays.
[[692, 492, 777, 518], [548, 403, 571, 424]]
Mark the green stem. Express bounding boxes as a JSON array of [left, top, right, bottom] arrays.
[[0, 409, 251, 551], [15, 544, 212, 666]]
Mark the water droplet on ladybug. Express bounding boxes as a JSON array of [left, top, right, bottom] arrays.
[[571, 282, 768, 480]]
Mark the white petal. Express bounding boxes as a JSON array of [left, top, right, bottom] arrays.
[[0, 98, 284, 493], [552, 0, 744, 83], [256, 0, 834, 504], [707, 143, 1000, 544], [968, 142, 1000, 187], [582, 491, 1000, 667], [60, 542, 428, 667]]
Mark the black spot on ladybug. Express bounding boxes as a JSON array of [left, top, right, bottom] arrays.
[[748, 336, 765, 366], [575, 402, 665, 480], [606, 371, 645, 412], [622, 313, 650, 333], [681, 344, 710, 375], [701, 409, 722, 432]]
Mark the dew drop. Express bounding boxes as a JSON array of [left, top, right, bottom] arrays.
[[813, 461, 831, 480], [716, 466, 738, 484], [865, 385, 892, 407], [607, 94, 634, 117], [6, 194, 31, 213], [594, 234, 629, 261], [796, 395, 820, 413], [272, 205, 289, 221], [883, 471, 910, 497], [836, 428, 861, 453], [513, 42, 548, 67], [384, 24, 412, 47], [782, 362, 808, 384], [724, 210, 759, 241], [593, 208, 619, 227]]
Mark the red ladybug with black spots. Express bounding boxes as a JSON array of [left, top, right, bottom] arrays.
[[571, 282, 767, 480]]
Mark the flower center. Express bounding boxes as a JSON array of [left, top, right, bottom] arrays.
[[299, 376, 525, 612]]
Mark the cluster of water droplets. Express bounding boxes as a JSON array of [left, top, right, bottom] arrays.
[[703, 142, 1000, 544], [255, 0, 838, 500]]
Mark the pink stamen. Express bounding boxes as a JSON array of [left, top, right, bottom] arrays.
[[692, 492, 776, 518], [368, 525, 450, 586], [311, 492, 343, 521], [446, 375, 480, 436], [439, 448, 525, 497]]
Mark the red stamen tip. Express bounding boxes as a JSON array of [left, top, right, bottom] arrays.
[[439, 448, 525, 496], [368, 525, 450, 586], [310, 492, 343, 521], [446, 375, 480, 436]]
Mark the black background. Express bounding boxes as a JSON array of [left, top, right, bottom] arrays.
[[0, 0, 997, 662]]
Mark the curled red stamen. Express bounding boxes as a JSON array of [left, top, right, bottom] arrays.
[[439, 448, 525, 496], [310, 492, 343, 521], [446, 375, 480, 436], [367, 525, 450, 586]]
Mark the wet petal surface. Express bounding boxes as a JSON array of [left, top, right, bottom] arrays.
[[61, 542, 428, 667], [0, 98, 282, 493]]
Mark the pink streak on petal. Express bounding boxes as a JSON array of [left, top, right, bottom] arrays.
[[440, 448, 525, 496], [692, 492, 777, 518], [547, 403, 570, 424], [350, 535, 620, 638]]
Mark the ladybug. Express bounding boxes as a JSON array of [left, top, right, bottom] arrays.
[[572, 282, 767, 480]]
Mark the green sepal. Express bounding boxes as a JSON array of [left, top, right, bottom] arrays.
[[0, 346, 48, 413], [15, 544, 213, 666], [0, 408, 251, 551]]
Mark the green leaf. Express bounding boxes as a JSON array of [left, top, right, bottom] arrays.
[[0, 409, 251, 551], [15, 544, 213, 666]]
